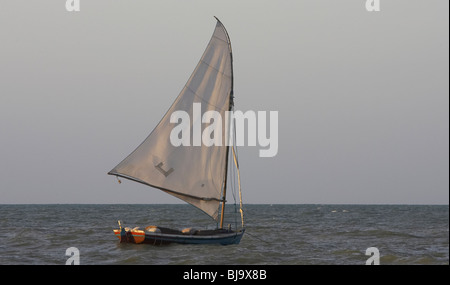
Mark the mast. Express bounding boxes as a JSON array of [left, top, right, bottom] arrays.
[[216, 16, 234, 229], [220, 116, 231, 229]]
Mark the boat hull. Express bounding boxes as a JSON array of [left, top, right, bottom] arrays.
[[113, 228, 244, 245]]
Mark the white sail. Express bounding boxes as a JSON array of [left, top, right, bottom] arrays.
[[108, 19, 233, 221]]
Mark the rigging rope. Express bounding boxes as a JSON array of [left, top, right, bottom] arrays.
[[245, 231, 270, 244]]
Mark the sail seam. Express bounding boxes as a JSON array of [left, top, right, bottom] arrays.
[[199, 59, 232, 79], [184, 56, 231, 112], [184, 84, 229, 112], [212, 34, 229, 45]]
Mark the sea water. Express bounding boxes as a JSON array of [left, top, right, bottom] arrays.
[[0, 204, 447, 265]]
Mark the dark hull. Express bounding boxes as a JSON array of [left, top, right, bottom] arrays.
[[114, 227, 245, 245]]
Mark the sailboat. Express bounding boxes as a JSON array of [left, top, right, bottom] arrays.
[[108, 17, 245, 245]]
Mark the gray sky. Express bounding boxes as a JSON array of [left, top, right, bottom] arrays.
[[0, 0, 448, 204]]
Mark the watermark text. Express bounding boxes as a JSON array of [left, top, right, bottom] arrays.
[[365, 247, 380, 265], [65, 247, 80, 265], [170, 103, 278, 158]]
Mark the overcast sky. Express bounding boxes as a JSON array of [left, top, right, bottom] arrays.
[[0, 0, 448, 204]]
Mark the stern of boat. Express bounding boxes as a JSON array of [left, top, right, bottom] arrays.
[[113, 221, 145, 244]]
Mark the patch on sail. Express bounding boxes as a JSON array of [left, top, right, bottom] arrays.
[[155, 162, 174, 177]]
